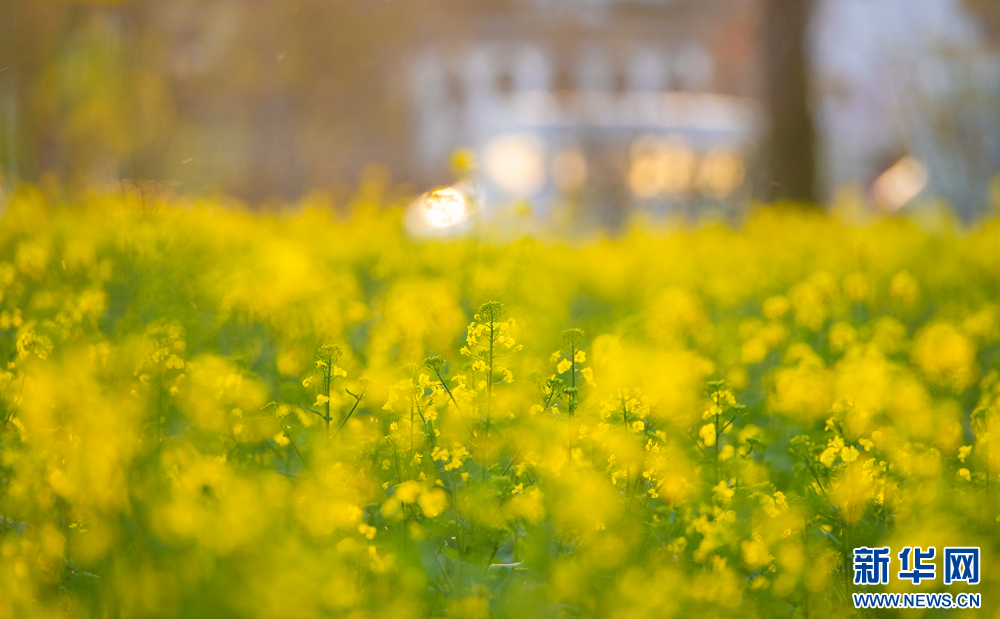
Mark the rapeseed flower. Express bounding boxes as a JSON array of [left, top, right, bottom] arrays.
[[0, 187, 997, 618]]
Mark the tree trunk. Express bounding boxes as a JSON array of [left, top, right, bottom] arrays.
[[762, 0, 818, 204]]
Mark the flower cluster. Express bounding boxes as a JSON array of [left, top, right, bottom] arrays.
[[0, 187, 999, 618]]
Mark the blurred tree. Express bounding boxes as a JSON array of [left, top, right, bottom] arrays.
[[0, 0, 411, 199], [762, 0, 817, 204], [0, 0, 57, 181], [964, 0, 1000, 43], [0, 1, 173, 186]]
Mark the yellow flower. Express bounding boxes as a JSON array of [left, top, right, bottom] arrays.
[[574, 350, 586, 363], [417, 488, 448, 517], [841, 446, 859, 463], [332, 365, 347, 378], [741, 338, 768, 364], [581, 367, 595, 386], [273, 432, 290, 446], [557, 359, 573, 374], [958, 445, 973, 462], [958, 468, 971, 481], [383, 391, 399, 412], [713, 480, 734, 504], [667, 537, 687, 553], [911, 322, 977, 390], [819, 447, 837, 468], [890, 270, 920, 305], [742, 539, 772, 568], [395, 480, 421, 503], [699, 423, 717, 447], [763, 295, 791, 320]]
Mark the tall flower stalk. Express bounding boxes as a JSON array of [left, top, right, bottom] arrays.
[[461, 301, 521, 481], [302, 344, 364, 439]]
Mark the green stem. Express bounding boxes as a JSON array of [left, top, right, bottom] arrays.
[[802, 525, 810, 619], [500, 449, 522, 478], [272, 414, 309, 474], [432, 546, 454, 593], [715, 409, 720, 484], [414, 400, 436, 449], [484, 321, 494, 482], [157, 360, 164, 444], [842, 521, 851, 601], [0, 372, 26, 438], [335, 389, 363, 434], [542, 387, 557, 413], [985, 419, 991, 498], [0, 409, 14, 440], [806, 463, 831, 501], [434, 369, 462, 412], [569, 344, 576, 415], [431, 368, 478, 448], [447, 471, 466, 555], [393, 442, 402, 483], [324, 366, 331, 440]]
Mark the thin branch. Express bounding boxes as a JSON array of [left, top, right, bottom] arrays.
[[336, 390, 364, 434], [300, 404, 324, 418]]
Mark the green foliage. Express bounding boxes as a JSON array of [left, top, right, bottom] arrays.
[[0, 187, 999, 618]]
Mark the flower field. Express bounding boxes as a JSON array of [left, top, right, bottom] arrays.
[[1, 187, 999, 618]]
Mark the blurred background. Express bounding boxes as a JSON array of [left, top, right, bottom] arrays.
[[1, 0, 998, 225]]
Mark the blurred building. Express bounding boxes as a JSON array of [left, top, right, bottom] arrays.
[[812, 0, 1000, 219], [2, 0, 997, 220], [1, 0, 766, 226], [405, 0, 764, 226]]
